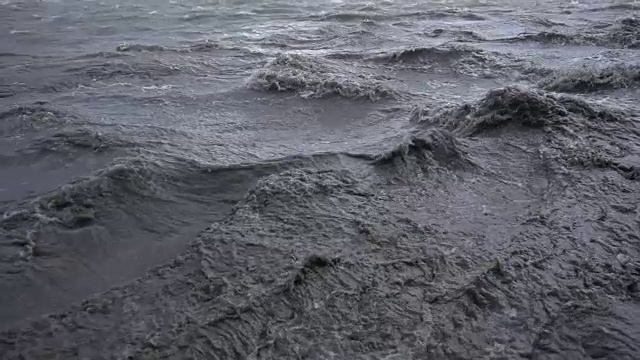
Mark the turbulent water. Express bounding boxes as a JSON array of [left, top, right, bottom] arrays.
[[1, 0, 640, 358]]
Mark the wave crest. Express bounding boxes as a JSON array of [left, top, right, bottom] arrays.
[[374, 129, 466, 166], [247, 54, 396, 101], [540, 64, 640, 93], [606, 17, 640, 49], [501, 18, 640, 49], [115, 43, 168, 53], [374, 44, 532, 78], [422, 87, 566, 136], [0, 105, 73, 137], [419, 87, 637, 176]]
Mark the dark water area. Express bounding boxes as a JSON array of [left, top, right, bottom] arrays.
[[1, 0, 640, 358]]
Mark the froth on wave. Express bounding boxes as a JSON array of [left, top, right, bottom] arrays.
[[247, 53, 396, 101], [181, 167, 449, 359], [418, 87, 638, 177], [367, 129, 471, 181], [540, 64, 640, 93], [0, 105, 73, 138], [373, 44, 533, 78], [419, 87, 627, 136]]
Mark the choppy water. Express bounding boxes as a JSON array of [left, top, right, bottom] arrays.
[[1, 0, 640, 358]]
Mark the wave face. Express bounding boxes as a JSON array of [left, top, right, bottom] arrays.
[[247, 54, 396, 101], [372, 44, 537, 78], [0, 105, 73, 137], [606, 17, 640, 49], [2, 0, 640, 359], [540, 64, 640, 93]]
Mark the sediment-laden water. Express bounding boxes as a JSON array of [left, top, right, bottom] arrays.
[[1, 0, 639, 358]]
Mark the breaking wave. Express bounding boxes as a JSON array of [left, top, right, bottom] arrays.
[[247, 53, 396, 101], [418, 87, 627, 134], [540, 64, 640, 93], [367, 129, 471, 181], [418, 87, 638, 177]]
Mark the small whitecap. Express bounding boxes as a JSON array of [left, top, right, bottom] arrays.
[[142, 84, 178, 91]]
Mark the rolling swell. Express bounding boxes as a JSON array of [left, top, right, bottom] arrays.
[[247, 53, 396, 101]]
